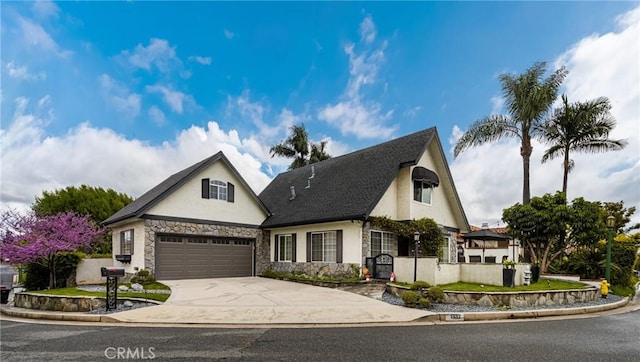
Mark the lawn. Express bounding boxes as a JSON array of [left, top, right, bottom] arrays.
[[32, 285, 171, 303], [437, 278, 589, 292]]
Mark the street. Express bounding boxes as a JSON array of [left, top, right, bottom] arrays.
[[1, 310, 639, 361]]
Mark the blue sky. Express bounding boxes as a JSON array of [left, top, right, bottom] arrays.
[[1, 1, 639, 227]]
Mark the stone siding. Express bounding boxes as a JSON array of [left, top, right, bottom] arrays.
[[270, 262, 357, 278], [143, 219, 269, 275]]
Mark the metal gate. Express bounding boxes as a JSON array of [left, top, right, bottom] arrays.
[[365, 253, 394, 279]]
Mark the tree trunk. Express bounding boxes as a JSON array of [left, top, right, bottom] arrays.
[[562, 149, 570, 197], [521, 138, 532, 204], [48, 255, 56, 290]]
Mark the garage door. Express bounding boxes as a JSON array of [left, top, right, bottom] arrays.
[[155, 234, 254, 280]]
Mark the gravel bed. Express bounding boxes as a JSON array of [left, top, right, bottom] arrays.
[[86, 300, 159, 315], [76, 285, 171, 294], [382, 291, 624, 313]]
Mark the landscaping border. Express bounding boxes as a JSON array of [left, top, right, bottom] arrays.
[[13, 292, 162, 312]]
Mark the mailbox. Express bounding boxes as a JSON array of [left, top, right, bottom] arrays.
[[101, 267, 125, 277]]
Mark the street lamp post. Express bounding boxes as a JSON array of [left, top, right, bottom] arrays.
[[413, 231, 420, 282], [606, 215, 615, 283]]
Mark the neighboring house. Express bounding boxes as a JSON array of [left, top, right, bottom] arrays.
[[458, 224, 521, 264], [104, 127, 470, 280]]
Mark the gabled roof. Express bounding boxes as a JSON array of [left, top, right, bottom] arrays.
[[260, 127, 468, 228], [103, 152, 269, 226]]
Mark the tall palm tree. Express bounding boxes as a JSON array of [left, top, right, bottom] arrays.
[[454, 61, 567, 204], [270, 124, 331, 170], [541, 94, 627, 196]]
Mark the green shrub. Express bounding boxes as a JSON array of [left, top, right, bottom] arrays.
[[410, 280, 431, 290], [24, 262, 49, 291], [24, 251, 84, 290], [402, 290, 419, 307], [427, 286, 445, 302], [418, 298, 431, 308], [130, 269, 156, 285], [611, 241, 638, 287]]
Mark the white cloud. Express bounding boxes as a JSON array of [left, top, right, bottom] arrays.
[[490, 96, 504, 115], [359, 15, 377, 44], [318, 15, 395, 139], [188, 56, 212, 65], [224, 29, 235, 40], [123, 38, 179, 73], [31, 0, 60, 19], [451, 6, 640, 227], [99, 74, 141, 118], [17, 16, 71, 57], [5, 61, 46, 80], [148, 106, 166, 126], [0, 101, 272, 211], [403, 106, 422, 118], [146, 84, 192, 114]]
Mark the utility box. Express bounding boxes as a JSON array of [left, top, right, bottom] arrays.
[[100, 267, 125, 277], [522, 270, 532, 286]]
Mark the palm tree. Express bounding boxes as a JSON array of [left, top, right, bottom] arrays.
[[541, 94, 627, 196], [270, 124, 331, 170], [454, 61, 567, 204]]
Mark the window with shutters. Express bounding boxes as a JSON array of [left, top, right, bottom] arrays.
[[311, 231, 336, 262], [120, 229, 134, 255], [210, 180, 227, 200], [370, 230, 393, 256], [277, 234, 293, 262]]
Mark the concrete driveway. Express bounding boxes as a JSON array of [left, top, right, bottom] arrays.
[[108, 277, 433, 325]]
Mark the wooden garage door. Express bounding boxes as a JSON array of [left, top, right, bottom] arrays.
[[155, 234, 254, 280]]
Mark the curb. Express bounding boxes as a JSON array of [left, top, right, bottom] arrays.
[[432, 297, 629, 322], [2, 297, 631, 326]]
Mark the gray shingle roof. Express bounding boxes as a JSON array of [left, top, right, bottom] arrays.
[[103, 152, 268, 226], [259, 127, 440, 228]]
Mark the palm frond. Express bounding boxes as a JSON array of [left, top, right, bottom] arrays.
[[453, 114, 518, 157]]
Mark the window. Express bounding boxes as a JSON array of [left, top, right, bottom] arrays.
[[311, 231, 337, 262], [159, 235, 183, 243], [210, 180, 227, 200], [276, 234, 294, 262], [414, 180, 433, 204], [371, 231, 393, 256], [201, 178, 235, 202], [120, 229, 134, 255]]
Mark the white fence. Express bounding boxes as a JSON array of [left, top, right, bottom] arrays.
[[75, 258, 113, 285], [394, 257, 528, 286]]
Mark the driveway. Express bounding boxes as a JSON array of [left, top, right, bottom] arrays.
[[108, 277, 433, 325]]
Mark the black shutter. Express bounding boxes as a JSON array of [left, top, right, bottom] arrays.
[[120, 231, 124, 255], [306, 232, 312, 262], [274, 235, 279, 262], [291, 234, 297, 262], [336, 230, 343, 263], [201, 179, 210, 199], [130, 229, 134, 255], [227, 182, 235, 203]]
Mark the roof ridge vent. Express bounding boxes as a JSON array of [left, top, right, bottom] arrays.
[[309, 165, 315, 179], [289, 186, 296, 200]]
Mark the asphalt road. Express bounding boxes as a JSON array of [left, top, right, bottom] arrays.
[[1, 310, 639, 361]]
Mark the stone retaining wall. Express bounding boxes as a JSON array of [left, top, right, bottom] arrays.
[[385, 284, 599, 307], [270, 262, 357, 278], [13, 293, 158, 312]]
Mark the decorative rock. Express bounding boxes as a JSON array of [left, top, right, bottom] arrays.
[[118, 285, 129, 292], [123, 300, 134, 308], [131, 283, 144, 292]]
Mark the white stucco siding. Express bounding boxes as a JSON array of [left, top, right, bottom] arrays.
[[110, 220, 146, 274], [370, 177, 398, 219], [267, 221, 363, 265], [147, 161, 266, 225], [410, 143, 460, 229]]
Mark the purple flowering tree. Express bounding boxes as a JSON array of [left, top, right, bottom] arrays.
[[0, 209, 103, 289]]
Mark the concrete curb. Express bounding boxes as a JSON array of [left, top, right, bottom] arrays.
[[1, 297, 631, 326], [431, 297, 629, 322]]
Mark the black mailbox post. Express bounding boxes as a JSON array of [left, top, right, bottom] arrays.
[[101, 267, 125, 311]]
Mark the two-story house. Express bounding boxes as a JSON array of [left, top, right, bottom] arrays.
[[104, 127, 470, 280]]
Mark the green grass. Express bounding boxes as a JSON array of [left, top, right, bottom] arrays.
[[610, 284, 636, 298], [438, 278, 589, 292], [123, 281, 170, 290], [32, 285, 171, 303]]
